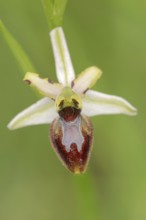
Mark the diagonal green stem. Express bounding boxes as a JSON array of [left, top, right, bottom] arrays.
[[0, 20, 36, 74]]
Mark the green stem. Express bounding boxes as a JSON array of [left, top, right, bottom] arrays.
[[0, 20, 36, 73], [72, 173, 101, 220], [42, 0, 68, 30]]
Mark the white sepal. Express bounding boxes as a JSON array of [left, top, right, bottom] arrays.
[[50, 27, 75, 87], [7, 98, 57, 130], [82, 90, 137, 116]]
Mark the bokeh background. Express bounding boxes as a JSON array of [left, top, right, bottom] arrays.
[[0, 0, 146, 220]]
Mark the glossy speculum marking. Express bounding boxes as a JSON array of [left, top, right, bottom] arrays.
[[50, 106, 93, 174]]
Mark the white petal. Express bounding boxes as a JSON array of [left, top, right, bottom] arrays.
[[7, 98, 58, 130], [50, 27, 75, 87], [24, 72, 63, 99], [82, 90, 137, 116], [73, 66, 102, 94]]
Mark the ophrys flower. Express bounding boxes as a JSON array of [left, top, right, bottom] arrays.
[[8, 27, 137, 174]]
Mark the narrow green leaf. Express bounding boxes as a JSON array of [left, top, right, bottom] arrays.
[[42, 0, 68, 30], [0, 20, 36, 73]]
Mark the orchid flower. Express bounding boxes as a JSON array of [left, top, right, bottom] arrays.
[[8, 27, 137, 174]]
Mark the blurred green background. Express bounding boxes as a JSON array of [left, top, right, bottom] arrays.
[[0, 0, 146, 220]]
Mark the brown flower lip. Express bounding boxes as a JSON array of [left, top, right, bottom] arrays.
[[50, 106, 93, 174]]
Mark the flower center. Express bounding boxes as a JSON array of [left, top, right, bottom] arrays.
[[55, 87, 82, 121], [58, 106, 81, 122]]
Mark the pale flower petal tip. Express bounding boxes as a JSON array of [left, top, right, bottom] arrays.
[[7, 120, 18, 130], [125, 101, 138, 116]]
